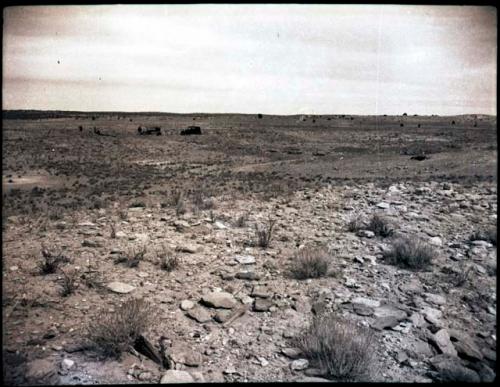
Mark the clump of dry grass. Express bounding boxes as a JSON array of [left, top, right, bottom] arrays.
[[367, 214, 394, 238], [295, 312, 376, 381], [86, 298, 154, 359], [383, 236, 435, 270], [157, 245, 180, 272], [38, 247, 70, 275], [234, 213, 248, 228], [254, 217, 276, 248], [114, 246, 147, 268], [289, 246, 331, 279], [59, 269, 78, 297], [346, 213, 365, 232]]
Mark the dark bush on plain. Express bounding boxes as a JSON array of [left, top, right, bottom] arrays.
[[367, 214, 394, 237]]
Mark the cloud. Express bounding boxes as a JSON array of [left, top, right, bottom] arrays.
[[2, 5, 496, 114]]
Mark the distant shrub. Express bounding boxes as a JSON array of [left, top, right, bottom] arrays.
[[38, 247, 70, 274], [367, 214, 394, 237], [295, 312, 376, 381], [114, 246, 147, 268], [235, 213, 248, 228], [86, 298, 154, 359], [157, 245, 179, 272], [346, 214, 365, 232], [254, 217, 276, 248], [383, 236, 435, 270], [59, 269, 78, 297], [289, 247, 331, 279]]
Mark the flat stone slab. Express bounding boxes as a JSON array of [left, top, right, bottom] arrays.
[[160, 370, 195, 383], [352, 297, 380, 309], [107, 282, 135, 294], [186, 306, 212, 323], [234, 255, 256, 265], [201, 292, 237, 309]]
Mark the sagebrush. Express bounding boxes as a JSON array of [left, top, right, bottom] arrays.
[[295, 312, 376, 381], [289, 246, 331, 279], [86, 298, 154, 359]]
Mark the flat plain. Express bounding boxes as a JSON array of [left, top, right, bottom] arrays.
[[2, 111, 497, 384]]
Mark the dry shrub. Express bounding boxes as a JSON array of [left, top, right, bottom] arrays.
[[59, 269, 78, 297], [295, 312, 376, 381], [383, 236, 435, 270], [114, 246, 147, 268], [346, 213, 365, 232], [86, 298, 154, 359], [289, 246, 331, 279], [157, 245, 179, 272], [367, 214, 394, 237], [235, 213, 248, 228], [254, 217, 276, 248], [38, 247, 70, 275]]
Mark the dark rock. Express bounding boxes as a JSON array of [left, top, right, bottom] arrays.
[[429, 354, 480, 382], [448, 330, 483, 361], [371, 315, 401, 331], [253, 299, 273, 312], [235, 271, 261, 281]]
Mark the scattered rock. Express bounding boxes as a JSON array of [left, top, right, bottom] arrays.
[[428, 236, 443, 246], [376, 202, 390, 209], [448, 330, 483, 361], [176, 244, 198, 253], [352, 297, 380, 309], [290, 359, 309, 371], [160, 370, 195, 383], [180, 300, 195, 311], [356, 230, 375, 238], [82, 238, 104, 248], [107, 282, 135, 294], [253, 299, 273, 312], [234, 255, 256, 265], [430, 329, 458, 356], [281, 347, 303, 359], [429, 354, 480, 382], [371, 315, 402, 331], [235, 271, 261, 281], [201, 292, 237, 309], [186, 306, 212, 323]]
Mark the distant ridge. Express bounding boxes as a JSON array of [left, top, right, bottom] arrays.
[[2, 109, 496, 120]]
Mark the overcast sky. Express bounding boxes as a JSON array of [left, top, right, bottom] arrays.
[[2, 4, 497, 115]]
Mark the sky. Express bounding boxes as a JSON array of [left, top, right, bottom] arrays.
[[2, 4, 497, 115]]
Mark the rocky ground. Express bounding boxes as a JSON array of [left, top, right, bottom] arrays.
[[3, 178, 497, 384]]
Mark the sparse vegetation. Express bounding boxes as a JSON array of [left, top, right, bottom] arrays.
[[157, 245, 179, 272], [295, 312, 376, 381], [38, 247, 70, 274], [235, 213, 248, 228], [254, 217, 276, 248], [114, 246, 147, 268], [346, 213, 365, 232], [289, 246, 331, 279], [383, 236, 435, 270], [86, 298, 154, 359], [59, 269, 78, 297], [367, 213, 394, 237]]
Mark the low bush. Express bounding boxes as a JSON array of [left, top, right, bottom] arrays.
[[383, 236, 435, 270], [367, 214, 394, 237], [86, 298, 154, 359], [289, 247, 331, 279], [254, 217, 276, 248], [295, 312, 376, 381]]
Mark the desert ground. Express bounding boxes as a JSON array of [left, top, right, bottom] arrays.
[[2, 111, 497, 384]]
